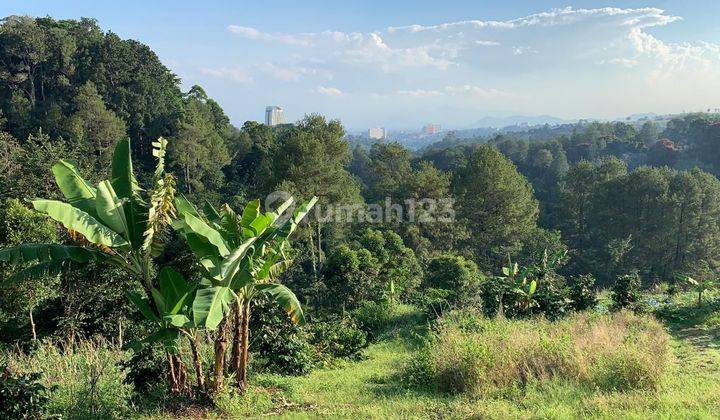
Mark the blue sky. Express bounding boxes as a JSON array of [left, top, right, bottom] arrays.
[[3, 1, 720, 130]]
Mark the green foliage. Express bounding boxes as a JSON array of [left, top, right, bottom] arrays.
[[321, 245, 381, 310], [65, 82, 127, 173], [0, 365, 51, 419], [249, 295, 316, 376], [307, 318, 368, 361], [0, 16, 182, 158], [568, 274, 598, 310], [675, 274, 716, 305], [169, 86, 231, 195], [424, 254, 481, 306], [5, 340, 133, 419], [454, 144, 539, 266], [356, 228, 422, 302], [350, 301, 397, 340], [0, 199, 60, 329], [120, 343, 168, 399], [480, 251, 569, 319], [612, 273, 642, 309], [212, 384, 275, 417]]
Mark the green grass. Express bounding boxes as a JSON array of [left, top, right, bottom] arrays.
[[9, 298, 720, 418], [198, 296, 720, 419]]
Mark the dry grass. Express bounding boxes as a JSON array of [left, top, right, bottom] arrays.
[[407, 309, 671, 395]]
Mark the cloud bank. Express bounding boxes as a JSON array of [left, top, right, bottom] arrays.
[[200, 6, 720, 127]]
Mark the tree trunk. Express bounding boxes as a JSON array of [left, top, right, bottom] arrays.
[[174, 354, 189, 395], [237, 302, 251, 393], [309, 226, 318, 279], [167, 352, 179, 394], [317, 221, 324, 267], [212, 318, 231, 392], [230, 300, 242, 377], [29, 310, 36, 341], [189, 333, 205, 392]]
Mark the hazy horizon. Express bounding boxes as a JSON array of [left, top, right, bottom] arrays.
[[3, 1, 720, 130]]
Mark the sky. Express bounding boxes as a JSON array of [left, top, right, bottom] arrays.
[[3, 1, 720, 131]]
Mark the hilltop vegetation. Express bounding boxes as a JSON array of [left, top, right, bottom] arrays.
[[1, 15, 720, 419]]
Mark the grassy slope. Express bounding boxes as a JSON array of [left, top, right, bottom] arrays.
[[220, 297, 720, 419]]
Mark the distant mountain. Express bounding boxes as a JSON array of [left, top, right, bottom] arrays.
[[623, 112, 659, 121], [473, 115, 573, 128]]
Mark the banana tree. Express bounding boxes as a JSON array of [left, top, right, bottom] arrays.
[[0, 138, 186, 389], [126, 266, 206, 393], [676, 274, 715, 306], [173, 195, 317, 392], [498, 256, 537, 316]]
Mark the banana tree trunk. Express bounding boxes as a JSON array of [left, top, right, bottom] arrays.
[[189, 332, 205, 392], [212, 318, 231, 392], [230, 300, 242, 376], [237, 301, 251, 393], [29, 310, 36, 341], [167, 352, 188, 395]]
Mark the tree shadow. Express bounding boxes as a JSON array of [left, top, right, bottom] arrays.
[[655, 297, 720, 351]]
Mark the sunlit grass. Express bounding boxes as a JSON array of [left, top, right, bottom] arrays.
[[204, 295, 720, 419]]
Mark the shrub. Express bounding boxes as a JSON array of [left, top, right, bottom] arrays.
[[351, 300, 396, 340], [0, 365, 51, 419], [121, 345, 172, 407], [412, 288, 454, 320], [424, 254, 482, 305], [250, 295, 316, 376], [613, 273, 641, 309], [404, 309, 670, 395], [307, 318, 368, 361], [534, 275, 570, 320], [568, 274, 598, 310]]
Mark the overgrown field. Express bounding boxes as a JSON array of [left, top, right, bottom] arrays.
[[3, 297, 720, 419]]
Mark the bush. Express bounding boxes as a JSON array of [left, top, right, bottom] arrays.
[[404, 309, 670, 395], [613, 273, 641, 309], [424, 254, 481, 305], [479, 274, 570, 320], [250, 295, 316, 376], [121, 345, 172, 407], [0, 365, 51, 419], [351, 301, 396, 340], [412, 288, 453, 320], [307, 318, 368, 362], [568, 274, 598, 310], [534, 275, 570, 320]]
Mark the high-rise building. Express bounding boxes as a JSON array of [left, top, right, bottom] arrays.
[[423, 123, 441, 135], [368, 127, 387, 140], [265, 106, 286, 126]]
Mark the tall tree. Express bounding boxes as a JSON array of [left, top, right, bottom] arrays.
[[65, 81, 127, 173], [454, 144, 539, 267]]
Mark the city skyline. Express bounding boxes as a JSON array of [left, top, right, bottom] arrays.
[[3, 1, 720, 130]]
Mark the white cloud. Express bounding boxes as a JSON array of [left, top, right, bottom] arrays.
[[315, 86, 344, 96], [257, 63, 332, 82], [218, 7, 720, 125], [598, 57, 639, 68], [396, 89, 443, 97], [227, 25, 312, 46], [226, 7, 710, 75], [444, 85, 508, 98], [200, 67, 253, 84], [512, 46, 538, 56]]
